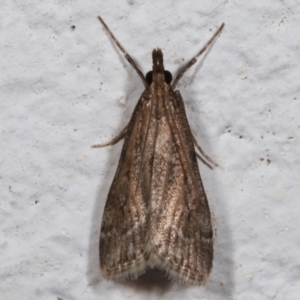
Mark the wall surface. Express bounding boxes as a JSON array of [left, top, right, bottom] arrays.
[[1, 1, 299, 299]]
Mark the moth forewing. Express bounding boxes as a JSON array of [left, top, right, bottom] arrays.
[[93, 16, 224, 285]]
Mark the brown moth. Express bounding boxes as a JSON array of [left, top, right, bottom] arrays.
[[92, 16, 224, 285]]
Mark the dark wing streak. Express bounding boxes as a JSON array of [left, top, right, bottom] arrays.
[[115, 105, 141, 221], [164, 147, 178, 260], [163, 88, 200, 192], [156, 117, 178, 260], [135, 87, 155, 195], [124, 87, 154, 219], [171, 90, 209, 202], [119, 98, 147, 276]]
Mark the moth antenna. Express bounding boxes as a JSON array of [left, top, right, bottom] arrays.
[[172, 23, 225, 89], [98, 16, 148, 87]]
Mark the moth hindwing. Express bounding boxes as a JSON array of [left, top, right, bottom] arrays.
[[92, 16, 224, 285]]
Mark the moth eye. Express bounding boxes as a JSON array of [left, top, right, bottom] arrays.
[[145, 71, 153, 84], [164, 70, 172, 84]]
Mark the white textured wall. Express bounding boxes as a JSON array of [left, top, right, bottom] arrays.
[[1, 1, 299, 299]]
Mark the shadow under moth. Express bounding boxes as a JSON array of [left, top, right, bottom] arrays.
[[92, 16, 224, 285]]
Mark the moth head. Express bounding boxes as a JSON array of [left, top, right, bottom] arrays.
[[145, 49, 172, 85], [145, 70, 172, 85]]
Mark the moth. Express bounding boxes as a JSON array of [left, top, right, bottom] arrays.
[[93, 16, 224, 285]]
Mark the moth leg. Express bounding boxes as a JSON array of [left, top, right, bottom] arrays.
[[91, 124, 128, 148], [192, 135, 219, 167], [98, 16, 148, 88], [172, 23, 225, 89]]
